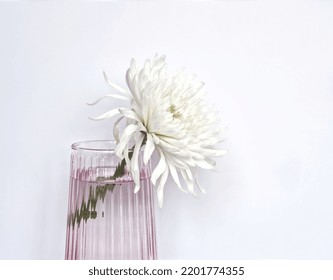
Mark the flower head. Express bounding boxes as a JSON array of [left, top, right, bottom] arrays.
[[90, 55, 225, 207]]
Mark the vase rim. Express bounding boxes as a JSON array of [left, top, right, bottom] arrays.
[[71, 140, 119, 152]]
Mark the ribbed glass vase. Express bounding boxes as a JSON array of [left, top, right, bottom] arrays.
[[65, 140, 157, 260]]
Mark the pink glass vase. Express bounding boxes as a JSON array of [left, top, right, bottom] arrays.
[[65, 140, 157, 260]]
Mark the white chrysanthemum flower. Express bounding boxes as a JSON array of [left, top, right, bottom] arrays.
[[90, 55, 225, 207]]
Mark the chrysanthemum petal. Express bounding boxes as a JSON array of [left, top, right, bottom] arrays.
[[143, 133, 155, 165], [180, 168, 198, 197], [157, 166, 169, 208], [151, 133, 160, 144], [194, 159, 216, 170], [87, 94, 129, 106], [119, 108, 141, 122], [168, 162, 187, 193], [103, 71, 129, 95], [89, 108, 123, 121], [130, 58, 139, 75], [151, 149, 167, 185], [113, 116, 124, 143], [123, 143, 131, 172], [195, 175, 206, 194], [132, 134, 145, 193], [115, 124, 138, 157]]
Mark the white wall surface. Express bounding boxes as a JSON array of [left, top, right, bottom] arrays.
[[0, 1, 333, 259]]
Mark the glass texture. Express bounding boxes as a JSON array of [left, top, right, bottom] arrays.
[[65, 140, 157, 260]]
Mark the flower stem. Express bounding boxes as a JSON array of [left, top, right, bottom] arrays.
[[70, 140, 146, 226], [110, 151, 134, 180], [104, 137, 146, 181]]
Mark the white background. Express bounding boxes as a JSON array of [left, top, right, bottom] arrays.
[[1, 1, 333, 259]]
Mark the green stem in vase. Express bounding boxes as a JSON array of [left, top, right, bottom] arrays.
[[70, 140, 146, 227], [110, 151, 134, 180], [70, 183, 116, 228], [98, 137, 146, 182]]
